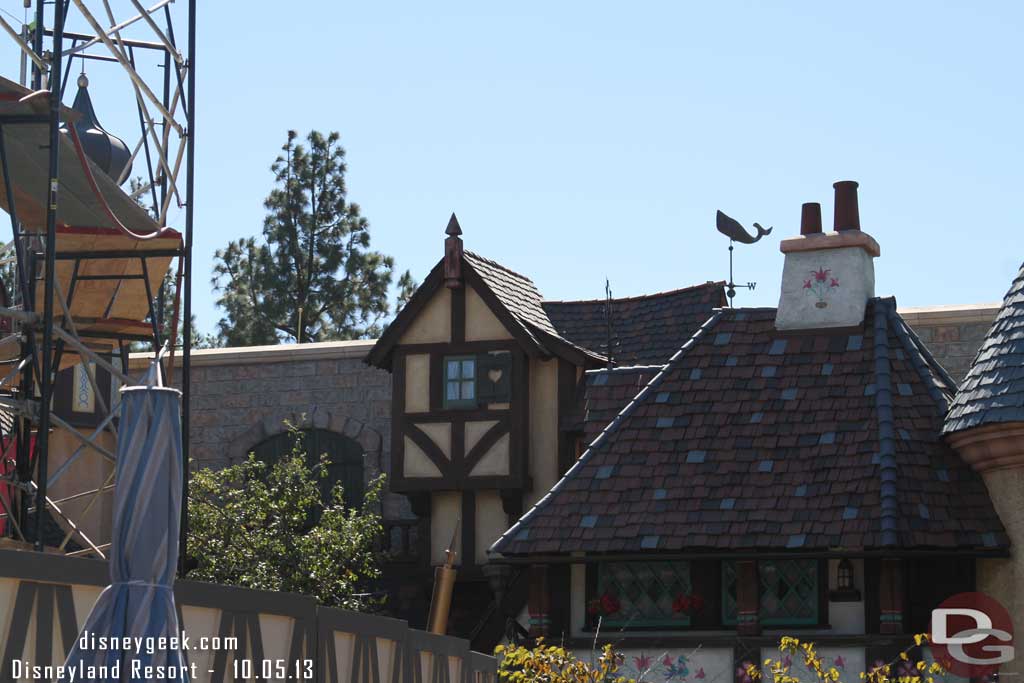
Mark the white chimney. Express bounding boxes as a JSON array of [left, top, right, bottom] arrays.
[[775, 181, 880, 330]]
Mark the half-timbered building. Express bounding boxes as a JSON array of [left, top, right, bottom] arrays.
[[485, 182, 1013, 680]]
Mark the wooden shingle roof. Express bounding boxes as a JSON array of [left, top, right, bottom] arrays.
[[542, 283, 726, 366], [492, 299, 1007, 557]]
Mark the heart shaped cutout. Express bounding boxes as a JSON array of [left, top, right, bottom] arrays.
[[488, 368, 503, 384]]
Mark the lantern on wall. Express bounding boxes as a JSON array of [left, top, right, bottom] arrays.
[[830, 558, 861, 602]]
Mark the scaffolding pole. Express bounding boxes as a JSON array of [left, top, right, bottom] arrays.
[[0, 0, 195, 557]]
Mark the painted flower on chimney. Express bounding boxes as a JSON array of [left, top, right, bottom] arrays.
[[633, 654, 653, 672], [805, 267, 839, 308]]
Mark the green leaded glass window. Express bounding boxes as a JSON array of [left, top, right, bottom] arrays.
[[444, 356, 476, 408], [722, 559, 819, 626], [595, 562, 692, 628]]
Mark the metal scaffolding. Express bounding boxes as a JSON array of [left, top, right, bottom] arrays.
[[0, 0, 195, 562]]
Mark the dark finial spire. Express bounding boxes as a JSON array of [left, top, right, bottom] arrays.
[[444, 213, 464, 288], [63, 72, 133, 183], [446, 213, 462, 236]]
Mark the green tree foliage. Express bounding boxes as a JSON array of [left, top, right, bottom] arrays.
[[212, 130, 416, 346], [186, 424, 386, 611]]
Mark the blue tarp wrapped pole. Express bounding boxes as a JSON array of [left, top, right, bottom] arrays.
[[60, 378, 189, 682]]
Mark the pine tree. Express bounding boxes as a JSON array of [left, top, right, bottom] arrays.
[[213, 130, 415, 346]]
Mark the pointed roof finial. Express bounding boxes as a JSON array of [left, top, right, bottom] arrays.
[[446, 212, 462, 236], [444, 213, 464, 288]]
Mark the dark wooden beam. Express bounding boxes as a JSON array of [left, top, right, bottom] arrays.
[[462, 491, 476, 568], [451, 286, 465, 344], [365, 261, 445, 370], [556, 359, 577, 476]]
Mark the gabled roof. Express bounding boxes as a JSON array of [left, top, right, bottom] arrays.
[[945, 262, 1024, 434], [492, 299, 1007, 557], [366, 252, 605, 370], [542, 282, 727, 366]]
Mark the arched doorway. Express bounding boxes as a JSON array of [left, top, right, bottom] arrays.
[[252, 429, 365, 509]]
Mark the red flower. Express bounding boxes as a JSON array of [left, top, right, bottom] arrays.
[[696, 668, 706, 679], [830, 278, 840, 287], [803, 280, 812, 289], [599, 592, 620, 615], [812, 267, 831, 283], [672, 594, 691, 613]]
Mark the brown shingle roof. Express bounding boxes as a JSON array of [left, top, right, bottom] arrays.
[[464, 251, 604, 364], [542, 283, 727, 366], [492, 299, 1007, 556], [567, 366, 663, 444]]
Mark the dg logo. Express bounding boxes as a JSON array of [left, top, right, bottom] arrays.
[[931, 591, 1014, 678]]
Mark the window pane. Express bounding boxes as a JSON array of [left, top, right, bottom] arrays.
[[446, 382, 460, 400], [461, 381, 475, 399], [596, 562, 691, 628], [462, 359, 475, 377], [721, 560, 818, 625], [447, 360, 461, 379]]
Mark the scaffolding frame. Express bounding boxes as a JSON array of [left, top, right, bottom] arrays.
[[0, 0, 195, 570]]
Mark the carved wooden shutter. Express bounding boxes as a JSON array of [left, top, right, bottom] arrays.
[[475, 351, 512, 404]]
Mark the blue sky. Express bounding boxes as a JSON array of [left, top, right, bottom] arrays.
[[3, 2, 1022, 336]]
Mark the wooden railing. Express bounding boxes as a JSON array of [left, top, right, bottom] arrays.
[[0, 547, 496, 683]]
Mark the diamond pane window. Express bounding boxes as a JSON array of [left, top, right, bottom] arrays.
[[443, 355, 476, 408], [721, 559, 819, 626], [595, 562, 692, 628]]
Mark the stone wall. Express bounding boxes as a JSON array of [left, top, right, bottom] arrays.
[[899, 304, 1000, 384], [135, 304, 998, 524], [132, 340, 409, 520]]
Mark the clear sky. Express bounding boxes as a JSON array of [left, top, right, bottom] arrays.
[[2, 2, 1022, 336]]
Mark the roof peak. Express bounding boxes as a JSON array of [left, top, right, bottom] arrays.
[[543, 280, 725, 306]]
